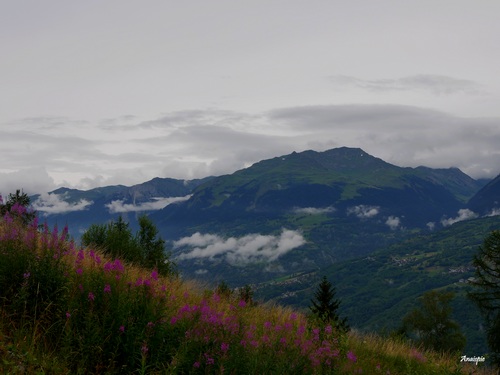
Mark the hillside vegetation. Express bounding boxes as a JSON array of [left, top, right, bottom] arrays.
[[256, 215, 500, 356], [0, 215, 496, 373]]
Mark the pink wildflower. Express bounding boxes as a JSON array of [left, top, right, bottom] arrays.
[[151, 269, 159, 280], [347, 351, 357, 363], [88, 292, 95, 302], [103, 284, 111, 294]]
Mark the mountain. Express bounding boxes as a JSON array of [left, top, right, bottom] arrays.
[[155, 147, 480, 228], [151, 147, 484, 285], [468, 173, 500, 215], [32, 177, 212, 235]]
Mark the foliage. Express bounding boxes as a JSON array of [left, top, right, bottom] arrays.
[[469, 230, 500, 367], [256, 216, 500, 356], [215, 280, 232, 299], [81, 214, 175, 276], [310, 276, 349, 333], [402, 290, 466, 353], [0, 189, 36, 224], [1, 218, 491, 374], [237, 284, 255, 305]]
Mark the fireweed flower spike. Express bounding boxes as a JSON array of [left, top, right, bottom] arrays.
[[347, 351, 357, 363]]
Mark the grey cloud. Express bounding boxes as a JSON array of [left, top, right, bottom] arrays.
[[105, 196, 191, 214], [269, 104, 446, 131], [174, 229, 306, 266], [268, 104, 500, 179], [33, 193, 93, 215], [441, 209, 479, 227], [330, 74, 485, 96], [0, 168, 56, 196], [3, 104, 500, 195]]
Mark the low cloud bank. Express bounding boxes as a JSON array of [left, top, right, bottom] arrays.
[[293, 206, 335, 215], [386, 216, 401, 230], [33, 193, 93, 215], [106, 195, 191, 213], [174, 229, 306, 266], [347, 205, 380, 219], [441, 209, 478, 226], [486, 208, 500, 217]]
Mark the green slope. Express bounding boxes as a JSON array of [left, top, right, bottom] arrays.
[[256, 215, 500, 354]]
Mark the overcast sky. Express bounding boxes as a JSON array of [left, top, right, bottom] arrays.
[[2, 1, 500, 195]]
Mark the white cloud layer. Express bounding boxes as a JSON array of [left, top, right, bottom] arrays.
[[441, 209, 479, 227], [347, 205, 380, 219], [33, 193, 93, 215], [105, 196, 191, 214], [293, 206, 336, 215], [486, 208, 500, 217], [386, 216, 401, 230], [174, 229, 306, 266]]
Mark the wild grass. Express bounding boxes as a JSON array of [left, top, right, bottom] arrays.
[[0, 215, 498, 374]]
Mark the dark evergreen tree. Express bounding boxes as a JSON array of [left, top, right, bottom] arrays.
[[237, 284, 255, 305], [309, 276, 349, 332], [136, 215, 174, 276], [215, 280, 232, 299], [81, 215, 176, 276], [468, 230, 500, 366], [0, 189, 36, 224], [402, 290, 466, 353]]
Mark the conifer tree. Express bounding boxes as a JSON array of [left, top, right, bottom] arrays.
[[82, 215, 175, 276], [0, 189, 36, 224], [309, 276, 349, 332], [468, 230, 500, 366]]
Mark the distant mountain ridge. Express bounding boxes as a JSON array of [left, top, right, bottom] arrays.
[[468, 173, 500, 215], [33, 177, 212, 234], [143, 147, 492, 285], [29, 147, 498, 286], [154, 147, 482, 229]]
